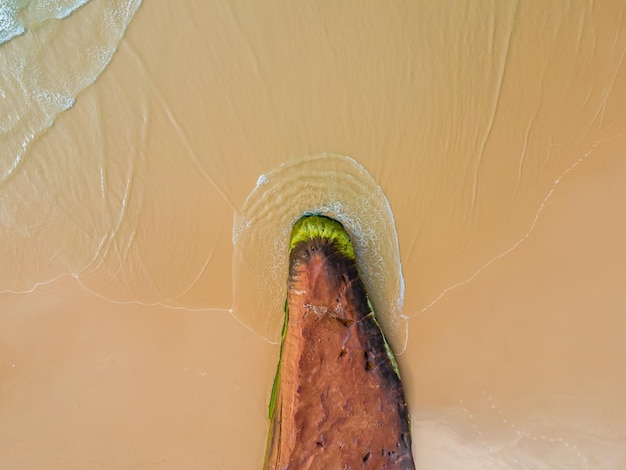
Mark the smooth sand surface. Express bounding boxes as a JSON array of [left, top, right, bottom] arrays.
[[2, 1, 626, 468]]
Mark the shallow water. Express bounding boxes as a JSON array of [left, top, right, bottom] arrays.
[[1, 1, 626, 468], [232, 153, 407, 351], [0, 0, 140, 182]]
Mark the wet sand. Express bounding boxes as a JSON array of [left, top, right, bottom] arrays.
[[2, 1, 626, 468]]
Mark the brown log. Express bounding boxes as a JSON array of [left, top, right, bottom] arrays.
[[264, 216, 414, 469]]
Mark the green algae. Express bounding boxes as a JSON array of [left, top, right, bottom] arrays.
[[289, 215, 355, 260]]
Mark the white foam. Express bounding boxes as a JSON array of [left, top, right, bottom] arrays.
[[0, 0, 142, 184]]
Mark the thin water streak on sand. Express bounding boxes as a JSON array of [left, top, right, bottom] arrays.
[[2, 274, 236, 324], [173, 245, 216, 300], [415, 132, 624, 317], [120, 39, 238, 212], [74, 276, 231, 313], [1, 272, 71, 295], [468, 0, 519, 213]]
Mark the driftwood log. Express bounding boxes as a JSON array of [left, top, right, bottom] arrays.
[[264, 215, 414, 469]]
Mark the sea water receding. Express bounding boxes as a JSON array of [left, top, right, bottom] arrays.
[[0, 0, 141, 184], [0, 0, 92, 44], [232, 153, 408, 353]]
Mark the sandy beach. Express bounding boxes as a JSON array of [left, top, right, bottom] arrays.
[[2, 1, 626, 468]]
